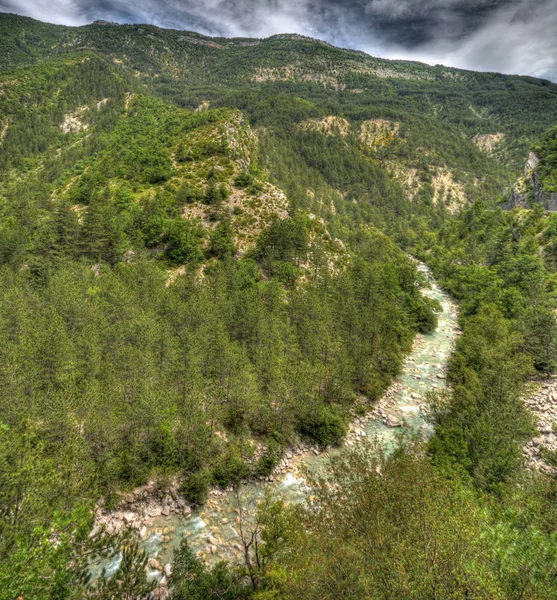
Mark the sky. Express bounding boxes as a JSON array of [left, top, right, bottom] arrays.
[[1, 0, 556, 81]]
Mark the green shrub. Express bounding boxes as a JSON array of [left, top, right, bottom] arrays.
[[255, 442, 281, 477], [142, 214, 166, 247], [165, 218, 205, 265], [299, 405, 348, 447], [234, 171, 254, 188], [176, 183, 203, 204], [410, 296, 440, 334], [180, 470, 211, 505], [540, 447, 557, 468], [211, 449, 250, 488]]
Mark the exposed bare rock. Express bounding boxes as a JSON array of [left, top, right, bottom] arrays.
[[360, 119, 400, 149], [501, 152, 557, 212], [472, 132, 504, 153], [523, 378, 557, 475], [94, 475, 193, 536], [61, 106, 89, 134], [0, 121, 8, 142], [299, 116, 350, 137], [525, 151, 540, 173], [148, 558, 162, 571], [431, 168, 467, 213], [195, 100, 211, 112]]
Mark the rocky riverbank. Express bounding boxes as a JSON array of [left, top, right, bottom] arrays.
[[92, 437, 322, 539], [93, 477, 192, 538]]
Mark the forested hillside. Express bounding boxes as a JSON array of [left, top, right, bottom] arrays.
[[533, 125, 557, 194], [2, 12, 557, 600]]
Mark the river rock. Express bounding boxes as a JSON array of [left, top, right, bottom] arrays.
[[122, 511, 135, 524], [153, 588, 169, 600], [385, 414, 403, 427], [148, 558, 162, 571]]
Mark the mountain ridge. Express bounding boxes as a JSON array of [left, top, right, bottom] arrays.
[[3, 11, 557, 181], [1, 11, 556, 85]]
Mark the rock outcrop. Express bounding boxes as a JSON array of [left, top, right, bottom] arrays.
[[501, 152, 557, 211], [472, 132, 505, 153], [93, 477, 192, 536]]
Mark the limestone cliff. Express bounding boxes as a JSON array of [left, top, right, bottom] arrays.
[[501, 151, 557, 211]]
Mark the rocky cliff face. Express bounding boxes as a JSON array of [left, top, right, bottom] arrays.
[[502, 151, 557, 211]]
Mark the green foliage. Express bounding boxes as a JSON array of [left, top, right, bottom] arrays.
[[408, 294, 440, 333], [90, 537, 156, 599], [299, 405, 348, 447], [533, 124, 557, 192], [180, 470, 212, 506], [256, 216, 309, 279], [272, 445, 504, 600], [211, 447, 251, 488], [170, 540, 252, 600], [165, 218, 205, 264], [539, 447, 557, 468], [176, 182, 203, 204], [176, 139, 227, 162], [2, 14, 557, 597], [430, 305, 535, 490], [522, 306, 557, 375], [420, 201, 557, 491], [234, 171, 254, 188], [209, 220, 237, 259], [255, 442, 281, 477]]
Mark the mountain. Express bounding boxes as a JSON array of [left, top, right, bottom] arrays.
[[2, 13, 557, 174], [3, 12, 557, 600]]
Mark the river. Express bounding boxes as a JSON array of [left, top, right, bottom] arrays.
[[105, 263, 459, 581]]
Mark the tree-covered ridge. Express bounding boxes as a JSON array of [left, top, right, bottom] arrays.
[[0, 62, 345, 273], [0, 52, 131, 175]]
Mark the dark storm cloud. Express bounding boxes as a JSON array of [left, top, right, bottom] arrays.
[[0, 0, 555, 80]]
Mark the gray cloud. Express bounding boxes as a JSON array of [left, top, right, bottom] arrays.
[[0, 0, 556, 80], [376, 0, 557, 81]]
